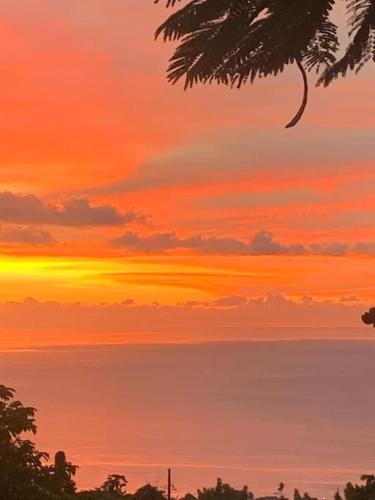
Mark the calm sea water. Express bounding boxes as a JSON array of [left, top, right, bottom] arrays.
[[1, 339, 375, 498]]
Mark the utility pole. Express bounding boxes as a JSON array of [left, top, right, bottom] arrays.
[[168, 468, 172, 500]]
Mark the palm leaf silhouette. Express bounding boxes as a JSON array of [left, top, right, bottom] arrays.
[[319, 0, 375, 84], [155, 0, 375, 127]]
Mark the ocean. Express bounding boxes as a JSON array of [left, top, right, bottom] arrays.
[[1, 338, 375, 498]]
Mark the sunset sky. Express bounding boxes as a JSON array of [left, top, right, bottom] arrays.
[[2, 2, 375, 495], [0, 0, 374, 341]]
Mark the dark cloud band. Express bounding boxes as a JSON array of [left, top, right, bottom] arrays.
[[0, 192, 144, 227], [109, 229, 373, 256]]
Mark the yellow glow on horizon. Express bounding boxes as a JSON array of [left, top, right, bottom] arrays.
[[0, 254, 254, 304], [0, 253, 374, 305]]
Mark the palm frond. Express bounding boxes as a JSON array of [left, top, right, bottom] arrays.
[[319, 0, 375, 85], [155, 0, 231, 41], [302, 20, 339, 73], [155, 0, 352, 126], [154, 0, 182, 8]]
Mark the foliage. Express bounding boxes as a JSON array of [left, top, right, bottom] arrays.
[[181, 494, 198, 500], [77, 492, 130, 500], [362, 307, 375, 327], [134, 483, 166, 500], [198, 478, 253, 500], [293, 490, 317, 500], [99, 474, 128, 496], [45, 450, 78, 495], [0, 384, 49, 499], [155, 0, 375, 126], [344, 475, 375, 500], [335, 489, 344, 500]]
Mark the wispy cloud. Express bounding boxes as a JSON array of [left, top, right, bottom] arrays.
[[0, 225, 55, 245], [109, 230, 304, 255], [0, 294, 367, 334], [109, 229, 375, 256], [83, 127, 375, 195], [0, 192, 144, 227]]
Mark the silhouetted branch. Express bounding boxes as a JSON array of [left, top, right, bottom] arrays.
[[285, 59, 308, 129]]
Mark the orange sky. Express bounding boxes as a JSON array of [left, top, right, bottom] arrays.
[[0, 0, 374, 338]]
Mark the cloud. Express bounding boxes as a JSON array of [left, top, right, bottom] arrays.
[[212, 295, 249, 307], [353, 241, 375, 254], [202, 189, 320, 209], [0, 225, 55, 245], [249, 231, 304, 255], [0, 192, 144, 227], [0, 294, 368, 336], [109, 230, 305, 255], [109, 229, 375, 257], [340, 295, 361, 303], [309, 242, 349, 257], [111, 231, 183, 252], [83, 127, 375, 195], [310, 241, 375, 257]]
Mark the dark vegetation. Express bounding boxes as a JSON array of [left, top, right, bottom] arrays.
[[362, 308, 375, 327], [1, 385, 375, 500], [155, 0, 375, 127]]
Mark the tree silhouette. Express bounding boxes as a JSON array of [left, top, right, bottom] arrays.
[[134, 483, 166, 500], [293, 490, 317, 500], [0, 384, 49, 499], [361, 307, 375, 327], [155, 0, 375, 127], [344, 475, 375, 500], [100, 474, 128, 496], [47, 450, 78, 495], [181, 494, 198, 500], [334, 490, 344, 500], [294, 489, 303, 500], [277, 482, 285, 499], [197, 478, 253, 500]]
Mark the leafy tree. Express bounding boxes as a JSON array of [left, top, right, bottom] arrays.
[[344, 475, 375, 500], [277, 482, 285, 499], [77, 491, 130, 500], [362, 308, 375, 327], [294, 489, 303, 500], [181, 493, 198, 500], [0, 384, 49, 499], [197, 478, 253, 500], [335, 489, 344, 500], [303, 493, 317, 500], [293, 490, 317, 500], [155, 0, 375, 127], [46, 450, 78, 495], [134, 483, 166, 500], [100, 474, 128, 496]]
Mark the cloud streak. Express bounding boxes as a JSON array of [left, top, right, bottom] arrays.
[[84, 127, 375, 195], [109, 230, 375, 256], [0, 294, 367, 335], [110, 230, 305, 255], [0, 225, 55, 245], [0, 192, 144, 227]]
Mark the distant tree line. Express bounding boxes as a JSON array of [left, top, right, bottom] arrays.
[[1, 384, 375, 500]]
